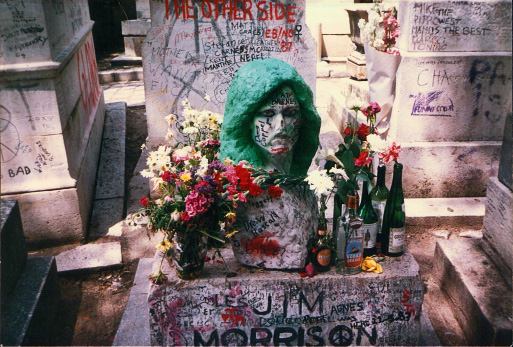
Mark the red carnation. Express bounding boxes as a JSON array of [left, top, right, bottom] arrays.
[[356, 123, 370, 141], [249, 183, 264, 197], [268, 186, 283, 198], [140, 196, 149, 207]]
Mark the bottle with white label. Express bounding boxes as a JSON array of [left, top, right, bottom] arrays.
[[336, 194, 364, 275], [381, 162, 405, 257], [359, 182, 379, 257], [370, 162, 389, 254]]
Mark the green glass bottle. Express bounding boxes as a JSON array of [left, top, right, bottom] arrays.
[[370, 162, 389, 253], [381, 162, 405, 257], [359, 182, 379, 257], [336, 194, 364, 275]]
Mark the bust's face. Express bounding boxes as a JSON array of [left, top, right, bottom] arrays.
[[252, 86, 301, 157]]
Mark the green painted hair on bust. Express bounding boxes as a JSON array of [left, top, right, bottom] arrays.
[[220, 58, 321, 176]]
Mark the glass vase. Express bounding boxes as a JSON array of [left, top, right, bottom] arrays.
[[171, 233, 207, 280]]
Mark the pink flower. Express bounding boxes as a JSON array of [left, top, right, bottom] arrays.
[[172, 147, 191, 162], [184, 190, 209, 217], [224, 166, 239, 185], [237, 193, 247, 202], [164, 196, 173, 202], [379, 142, 402, 164], [227, 185, 238, 195], [362, 102, 381, 118]]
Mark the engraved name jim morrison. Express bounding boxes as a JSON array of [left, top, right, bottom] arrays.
[[220, 58, 321, 175]]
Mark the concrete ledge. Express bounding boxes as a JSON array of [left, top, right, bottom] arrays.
[[111, 54, 143, 67], [99, 68, 144, 84], [1, 256, 61, 346], [434, 239, 512, 345], [55, 242, 122, 273], [113, 258, 153, 346], [405, 197, 485, 230]]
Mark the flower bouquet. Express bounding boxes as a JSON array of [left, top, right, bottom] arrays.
[[358, 2, 402, 138], [133, 98, 289, 282]]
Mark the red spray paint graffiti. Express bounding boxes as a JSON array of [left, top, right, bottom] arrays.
[[77, 37, 101, 116]]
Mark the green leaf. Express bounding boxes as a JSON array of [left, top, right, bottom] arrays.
[[349, 142, 361, 158], [356, 171, 369, 183], [344, 134, 353, 145], [341, 150, 355, 177]]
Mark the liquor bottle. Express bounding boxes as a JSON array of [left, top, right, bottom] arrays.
[[359, 182, 379, 257], [313, 228, 333, 272], [370, 162, 389, 253], [336, 194, 364, 275], [381, 162, 405, 257]]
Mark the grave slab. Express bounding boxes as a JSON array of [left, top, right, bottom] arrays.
[[143, 0, 318, 146], [390, 52, 512, 143], [89, 198, 125, 239], [122, 19, 152, 36], [397, 0, 512, 53], [1, 199, 27, 300], [481, 177, 513, 287], [435, 239, 512, 345], [55, 241, 122, 273], [113, 258, 152, 346], [1, 256, 60, 346], [149, 247, 423, 346]]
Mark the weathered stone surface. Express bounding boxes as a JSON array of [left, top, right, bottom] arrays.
[[482, 177, 513, 287], [1, 199, 27, 300], [1, 256, 60, 346], [89, 198, 124, 238], [149, 247, 424, 346], [435, 239, 512, 345], [113, 258, 152, 346], [390, 53, 512, 142], [122, 19, 151, 36], [124, 36, 146, 57], [95, 102, 126, 200], [3, 188, 83, 246], [143, 0, 318, 146], [499, 113, 512, 190], [231, 186, 318, 269], [347, 58, 367, 81], [399, 141, 501, 198], [397, 0, 512, 52], [55, 242, 122, 273]]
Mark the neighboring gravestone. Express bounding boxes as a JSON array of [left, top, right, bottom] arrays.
[[148, 247, 424, 346], [481, 113, 513, 287], [0, 0, 105, 246], [384, 0, 512, 198], [1, 199, 27, 302], [231, 187, 318, 269], [142, 0, 317, 147]]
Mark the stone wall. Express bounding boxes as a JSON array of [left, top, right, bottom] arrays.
[[142, 0, 317, 146], [0, 0, 105, 246]]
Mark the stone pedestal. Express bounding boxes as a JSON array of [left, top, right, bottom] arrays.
[[148, 247, 424, 346], [0, 0, 105, 246], [347, 51, 367, 80]]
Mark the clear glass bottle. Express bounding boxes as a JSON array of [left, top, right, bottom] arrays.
[[370, 162, 389, 254], [381, 162, 405, 257], [359, 182, 379, 257], [336, 194, 364, 275]]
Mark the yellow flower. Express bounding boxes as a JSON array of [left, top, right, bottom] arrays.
[[156, 239, 173, 252], [362, 257, 383, 273], [180, 172, 192, 181], [225, 229, 239, 238], [225, 212, 236, 219]]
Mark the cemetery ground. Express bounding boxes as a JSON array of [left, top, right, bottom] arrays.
[[26, 61, 481, 346]]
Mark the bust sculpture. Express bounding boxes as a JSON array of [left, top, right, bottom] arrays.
[[220, 58, 321, 269], [220, 58, 321, 176]]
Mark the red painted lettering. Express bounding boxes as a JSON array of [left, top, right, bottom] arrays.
[[201, 0, 212, 18], [274, 2, 285, 20], [257, 1, 267, 20], [287, 5, 296, 23]]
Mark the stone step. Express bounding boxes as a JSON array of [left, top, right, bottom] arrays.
[[317, 61, 350, 78], [55, 241, 123, 273], [434, 238, 512, 345], [99, 67, 144, 84]]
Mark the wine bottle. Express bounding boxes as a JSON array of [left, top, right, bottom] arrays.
[[370, 162, 389, 253], [336, 194, 364, 275], [359, 182, 379, 257], [381, 162, 405, 257], [313, 228, 333, 272]]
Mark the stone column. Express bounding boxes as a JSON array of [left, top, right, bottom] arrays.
[[0, 0, 106, 246], [120, 0, 151, 58], [388, 0, 512, 198]]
